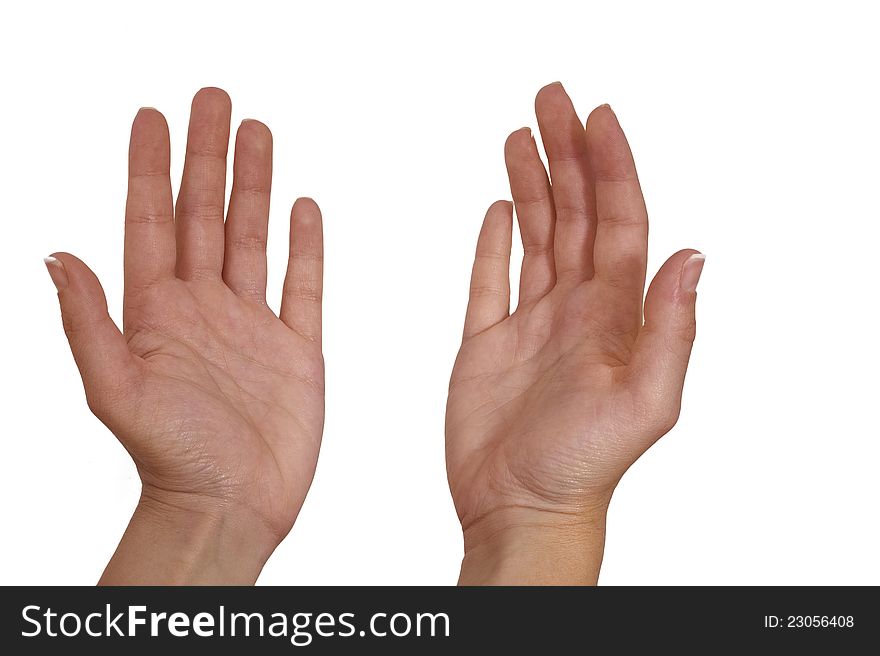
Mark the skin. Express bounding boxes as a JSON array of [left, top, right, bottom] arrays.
[[45, 82, 699, 586], [45, 88, 324, 584], [447, 83, 703, 585]]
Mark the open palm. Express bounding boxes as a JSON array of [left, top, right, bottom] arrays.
[[447, 84, 703, 541], [48, 89, 324, 542]]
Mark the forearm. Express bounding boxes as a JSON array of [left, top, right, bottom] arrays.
[[458, 507, 608, 585], [99, 489, 280, 585]]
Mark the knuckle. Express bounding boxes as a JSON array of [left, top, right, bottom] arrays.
[[670, 318, 697, 344], [228, 234, 268, 251], [178, 198, 225, 222], [598, 213, 646, 228], [286, 285, 321, 303], [469, 284, 506, 298], [553, 204, 589, 224], [125, 210, 172, 225], [292, 251, 324, 263]]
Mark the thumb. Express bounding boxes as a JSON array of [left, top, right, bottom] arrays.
[[627, 249, 704, 430], [45, 253, 138, 414]]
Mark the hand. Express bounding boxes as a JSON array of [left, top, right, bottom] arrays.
[[446, 83, 703, 584], [45, 88, 324, 584]]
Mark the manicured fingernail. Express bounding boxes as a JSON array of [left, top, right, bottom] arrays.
[[680, 253, 705, 293], [44, 256, 68, 291], [599, 103, 611, 109]]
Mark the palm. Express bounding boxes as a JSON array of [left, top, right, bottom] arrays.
[[121, 278, 323, 531], [446, 84, 701, 533], [51, 88, 325, 538], [449, 282, 637, 523]]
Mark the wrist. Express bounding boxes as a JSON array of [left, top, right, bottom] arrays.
[[99, 487, 282, 585], [458, 505, 609, 585]]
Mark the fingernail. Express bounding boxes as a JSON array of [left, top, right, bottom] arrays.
[[44, 256, 68, 291], [599, 103, 611, 109], [680, 253, 705, 293]]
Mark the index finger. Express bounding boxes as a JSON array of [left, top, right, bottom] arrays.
[[124, 108, 175, 319]]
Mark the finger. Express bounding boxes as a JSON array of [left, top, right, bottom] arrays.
[[175, 87, 232, 280], [462, 200, 512, 339], [504, 128, 555, 306], [124, 108, 174, 308], [223, 119, 273, 303], [587, 105, 649, 328], [535, 82, 596, 281], [45, 253, 140, 415], [280, 198, 324, 342], [627, 250, 704, 431]]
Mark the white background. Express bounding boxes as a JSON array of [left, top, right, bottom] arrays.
[[1, 1, 878, 585]]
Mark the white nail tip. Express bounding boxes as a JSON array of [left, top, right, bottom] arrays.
[[44, 256, 60, 266]]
